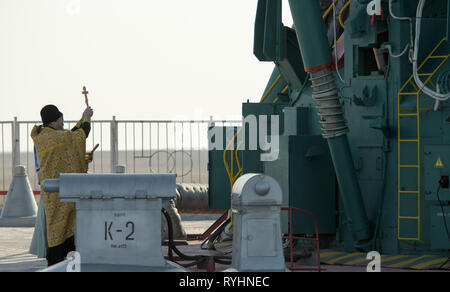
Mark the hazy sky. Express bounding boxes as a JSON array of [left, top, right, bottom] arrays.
[[0, 0, 294, 122]]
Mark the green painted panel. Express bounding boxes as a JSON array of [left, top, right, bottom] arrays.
[[208, 126, 242, 209], [430, 205, 450, 249], [264, 135, 336, 234], [423, 144, 450, 201]]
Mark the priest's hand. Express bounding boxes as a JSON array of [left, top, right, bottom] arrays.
[[83, 106, 93, 117]]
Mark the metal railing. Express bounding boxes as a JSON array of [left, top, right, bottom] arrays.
[[0, 117, 241, 205]]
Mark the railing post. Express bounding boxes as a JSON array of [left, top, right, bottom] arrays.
[[208, 115, 214, 128], [110, 116, 119, 173], [12, 117, 20, 176]]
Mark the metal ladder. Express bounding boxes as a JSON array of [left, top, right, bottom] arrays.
[[397, 37, 449, 243]]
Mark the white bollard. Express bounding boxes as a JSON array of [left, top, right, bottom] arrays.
[[230, 173, 286, 272]]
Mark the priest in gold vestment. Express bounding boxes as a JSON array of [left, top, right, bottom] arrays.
[[31, 104, 93, 266]]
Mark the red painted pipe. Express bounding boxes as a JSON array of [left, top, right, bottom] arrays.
[[0, 190, 40, 195]]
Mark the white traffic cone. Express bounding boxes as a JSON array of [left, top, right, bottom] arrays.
[[0, 166, 37, 227]]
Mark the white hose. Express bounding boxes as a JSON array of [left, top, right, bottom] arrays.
[[434, 85, 441, 111], [332, 0, 345, 83], [412, 0, 450, 101], [385, 43, 410, 58], [388, 0, 413, 59], [388, 0, 411, 22]]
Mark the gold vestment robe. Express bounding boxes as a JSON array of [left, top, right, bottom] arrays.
[[31, 118, 88, 247]]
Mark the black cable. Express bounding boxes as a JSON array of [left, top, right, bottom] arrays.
[[435, 184, 450, 270], [436, 185, 450, 241], [161, 208, 232, 267], [201, 217, 231, 251], [162, 208, 203, 261]]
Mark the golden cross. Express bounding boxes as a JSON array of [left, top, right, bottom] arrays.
[[82, 86, 89, 107]]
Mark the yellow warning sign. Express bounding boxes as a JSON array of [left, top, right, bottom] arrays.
[[435, 157, 444, 168]]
